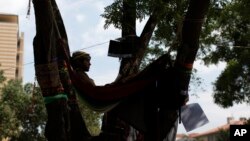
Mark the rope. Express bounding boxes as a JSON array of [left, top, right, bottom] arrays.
[[26, 0, 32, 18]]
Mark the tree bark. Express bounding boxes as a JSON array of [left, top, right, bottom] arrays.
[[174, 0, 210, 92], [109, 0, 211, 140], [117, 3, 162, 81], [109, 0, 162, 140]]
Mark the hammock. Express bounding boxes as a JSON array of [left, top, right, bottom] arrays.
[[33, 0, 179, 133], [33, 0, 176, 109], [32, 0, 211, 139]]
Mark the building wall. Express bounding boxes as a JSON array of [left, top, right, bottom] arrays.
[[0, 14, 24, 82]]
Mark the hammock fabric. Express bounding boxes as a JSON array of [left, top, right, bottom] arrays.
[[61, 38, 179, 132], [33, 0, 71, 99], [61, 40, 178, 113]]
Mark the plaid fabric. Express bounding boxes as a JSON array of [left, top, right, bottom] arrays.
[[33, 0, 71, 99], [35, 61, 64, 96]]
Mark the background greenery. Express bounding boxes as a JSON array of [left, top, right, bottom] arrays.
[[102, 0, 249, 108], [0, 70, 101, 140]]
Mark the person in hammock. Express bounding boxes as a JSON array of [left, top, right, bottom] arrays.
[[70, 51, 127, 140], [70, 51, 95, 86], [68, 51, 95, 141]]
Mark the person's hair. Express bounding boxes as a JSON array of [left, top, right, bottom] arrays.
[[70, 51, 90, 69]]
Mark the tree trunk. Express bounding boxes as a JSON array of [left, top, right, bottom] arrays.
[[33, 0, 91, 141], [104, 0, 210, 140], [33, 1, 69, 140], [102, 0, 163, 140], [174, 0, 210, 93], [163, 0, 210, 140]]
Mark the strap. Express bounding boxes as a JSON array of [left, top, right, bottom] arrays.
[[26, 0, 32, 18], [44, 93, 68, 104], [76, 89, 120, 113]]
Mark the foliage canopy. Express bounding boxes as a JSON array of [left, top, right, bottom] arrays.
[[102, 0, 250, 108]]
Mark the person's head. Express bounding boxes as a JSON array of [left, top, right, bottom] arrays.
[[71, 51, 91, 72]]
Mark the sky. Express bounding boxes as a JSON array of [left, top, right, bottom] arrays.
[[1, 0, 250, 135]]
